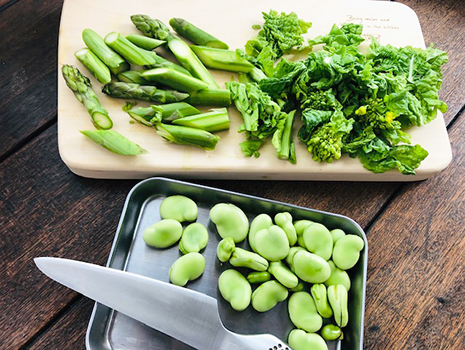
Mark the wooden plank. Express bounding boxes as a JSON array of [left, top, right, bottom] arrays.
[[364, 110, 465, 348]]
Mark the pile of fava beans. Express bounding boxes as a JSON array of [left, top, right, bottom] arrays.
[[143, 195, 365, 350]]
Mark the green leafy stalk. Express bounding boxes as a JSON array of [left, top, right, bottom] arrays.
[[185, 89, 231, 107], [172, 108, 230, 132], [155, 123, 220, 150], [102, 82, 188, 103], [104, 32, 157, 66], [141, 67, 209, 92], [80, 130, 147, 155], [126, 34, 166, 50], [273, 110, 296, 163], [62, 65, 113, 130], [189, 46, 254, 72], [74, 48, 111, 84], [169, 18, 229, 49], [82, 29, 129, 75], [117, 70, 151, 84]]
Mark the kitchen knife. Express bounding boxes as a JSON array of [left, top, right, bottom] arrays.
[[34, 257, 289, 350]]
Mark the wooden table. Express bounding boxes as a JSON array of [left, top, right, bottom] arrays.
[[1, 0, 464, 349]]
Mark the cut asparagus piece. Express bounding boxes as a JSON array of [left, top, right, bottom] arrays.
[[102, 82, 189, 103], [142, 67, 209, 92], [117, 70, 151, 84], [62, 65, 113, 130], [185, 89, 231, 107], [189, 46, 254, 73], [123, 104, 155, 126], [169, 18, 229, 49], [82, 29, 129, 75], [124, 102, 201, 125], [74, 48, 112, 84], [131, 15, 219, 88], [126, 34, 166, 50], [104, 32, 157, 66], [145, 51, 193, 76], [155, 123, 220, 150], [172, 108, 230, 132], [273, 110, 296, 163], [80, 130, 147, 155]]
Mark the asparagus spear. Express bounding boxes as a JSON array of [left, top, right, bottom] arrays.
[[169, 18, 229, 49], [273, 110, 296, 163], [145, 51, 193, 76], [124, 102, 200, 125], [155, 123, 220, 150], [82, 29, 129, 75], [117, 70, 151, 84], [185, 89, 231, 107], [126, 34, 165, 50], [189, 46, 254, 73], [141, 67, 209, 92], [62, 65, 113, 130], [131, 15, 219, 88], [172, 108, 230, 132], [80, 130, 147, 155], [102, 82, 188, 103], [74, 48, 112, 84], [105, 32, 157, 66]]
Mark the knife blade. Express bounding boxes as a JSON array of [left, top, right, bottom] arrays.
[[34, 257, 289, 350]]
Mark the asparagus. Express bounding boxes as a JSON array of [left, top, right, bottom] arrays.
[[82, 29, 129, 75], [104, 32, 157, 66], [74, 48, 112, 84], [185, 89, 231, 107], [131, 15, 219, 88], [117, 70, 151, 84], [102, 82, 188, 103], [80, 130, 147, 155], [172, 108, 230, 132], [145, 51, 193, 76], [155, 123, 220, 150], [62, 65, 113, 130], [169, 18, 229, 49], [273, 110, 296, 163], [141, 67, 209, 92], [190, 46, 254, 73], [126, 34, 165, 50], [124, 102, 200, 125]]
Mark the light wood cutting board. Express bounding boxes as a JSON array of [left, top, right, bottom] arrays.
[[57, 0, 452, 181]]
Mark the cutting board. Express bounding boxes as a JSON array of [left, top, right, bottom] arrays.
[[57, 0, 452, 181]]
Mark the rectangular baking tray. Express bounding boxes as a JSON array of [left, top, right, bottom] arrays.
[[86, 177, 367, 349]]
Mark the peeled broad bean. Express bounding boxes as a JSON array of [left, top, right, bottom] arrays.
[[254, 225, 290, 262], [160, 195, 198, 222], [248, 214, 273, 252], [285, 246, 306, 272], [332, 235, 364, 270], [268, 261, 298, 289], [321, 324, 343, 341], [216, 237, 235, 262], [303, 223, 333, 261], [288, 291, 323, 333], [179, 223, 208, 254], [229, 247, 269, 271], [251, 280, 288, 312], [288, 330, 328, 350], [275, 212, 297, 246], [218, 269, 252, 311], [294, 220, 313, 248], [247, 271, 271, 284], [293, 250, 331, 284], [328, 285, 349, 328], [143, 219, 183, 248], [290, 281, 304, 292], [169, 252, 206, 287], [310, 284, 333, 318], [209, 203, 249, 243], [324, 261, 351, 291], [330, 229, 346, 244]]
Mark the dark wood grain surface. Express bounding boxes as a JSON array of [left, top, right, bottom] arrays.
[[0, 0, 464, 349]]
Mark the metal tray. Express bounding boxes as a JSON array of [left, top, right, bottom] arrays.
[[86, 178, 367, 349]]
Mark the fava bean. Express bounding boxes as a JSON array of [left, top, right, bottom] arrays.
[[324, 261, 351, 291], [169, 252, 205, 286], [275, 212, 297, 246], [247, 271, 271, 284], [332, 235, 364, 270], [288, 291, 323, 333], [230, 247, 269, 271], [218, 269, 252, 311], [328, 285, 349, 328], [160, 195, 198, 222], [268, 261, 298, 289], [293, 250, 331, 284], [216, 237, 235, 262], [179, 222, 208, 254], [248, 214, 273, 252], [251, 280, 288, 312], [310, 284, 333, 318], [294, 220, 313, 248], [285, 246, 306, 272], [288, 330, 328, 350], [330, 228, 346, 244], [255, 225, 290, 262], [209, 203, 249, 243], [321, 324, 343, 341], [143, 219, 183, 248], [303, 223, 333, 261], [290, 281, 304, 292]]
